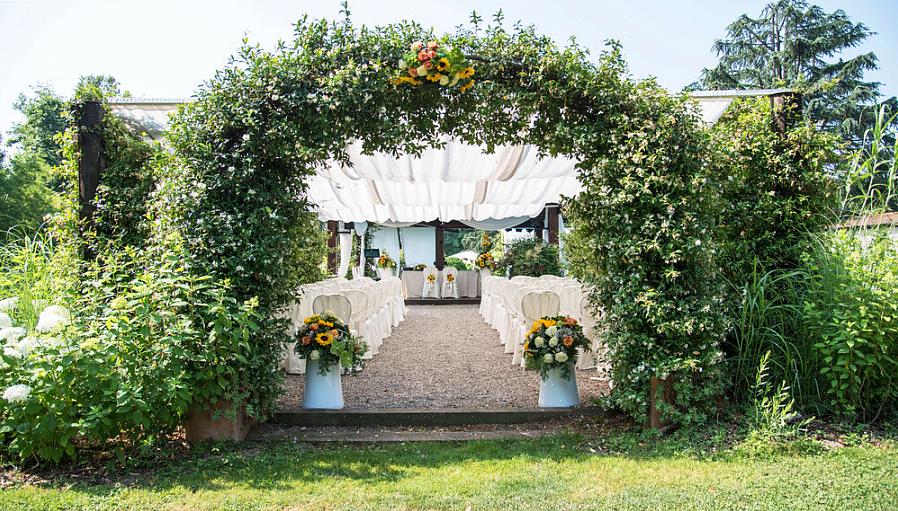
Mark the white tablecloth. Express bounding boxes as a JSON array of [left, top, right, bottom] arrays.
[[401, 270, 480, 298]]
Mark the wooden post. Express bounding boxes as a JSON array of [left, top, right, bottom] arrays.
[[648, 376, 676, 431], [435, 224, 445, 269], [532, 212, 545, 241], [326, 220, 338, 274], [770, 91, 801, 137], [546, 204, 560, 245], [78, 101, 104, 259]]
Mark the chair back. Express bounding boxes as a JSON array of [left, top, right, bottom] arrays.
[[312, 294, 352, 324], [443, 266, 458, 279], [344, 289, 369, 325], [521, 291, 561, 321]]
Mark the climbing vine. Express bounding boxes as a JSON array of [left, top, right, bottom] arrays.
[[156, 13, 727, 423]]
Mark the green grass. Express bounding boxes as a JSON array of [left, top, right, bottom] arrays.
[[2, 434, 897, 511]]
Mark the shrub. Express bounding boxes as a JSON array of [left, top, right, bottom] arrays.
[[444, 256, 470, 271], [500, 239, 562, 278], [0, 240, 261, 462]]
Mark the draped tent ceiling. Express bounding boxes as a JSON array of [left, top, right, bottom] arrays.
[[109, 89, 787, 225]]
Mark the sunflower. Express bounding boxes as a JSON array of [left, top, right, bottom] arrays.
[[459, 80, 475, 93], [437, 58, 450, 71], [316, 332, 333, 346]]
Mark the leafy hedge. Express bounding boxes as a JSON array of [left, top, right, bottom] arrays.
[[500, 238, 562, 277]]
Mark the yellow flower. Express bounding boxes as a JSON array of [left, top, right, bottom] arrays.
[[459, 79, 475, 93], [459, 67, 475, 78], [315, 332, 333, 346], [437, 58, 450, 71], [427, 73, 442, 82]]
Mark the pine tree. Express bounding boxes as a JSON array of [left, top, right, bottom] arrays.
[[696, 0, 895, 147]]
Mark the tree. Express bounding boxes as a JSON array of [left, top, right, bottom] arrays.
[[696, 0, 895, 147], [8, 86, 67, 168], [0, 152, 57, 236]]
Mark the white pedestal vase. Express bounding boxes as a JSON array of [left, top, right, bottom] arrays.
[[303, 359, 344, 409], [377, 267, 395, 279], [538, 364, 580, 408]]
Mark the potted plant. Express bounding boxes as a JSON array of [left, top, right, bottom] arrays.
[[475, 252, 497, 279], [376, 253, 397, 278], [294, 311, 366, 409], [522, 316, 592, 407]]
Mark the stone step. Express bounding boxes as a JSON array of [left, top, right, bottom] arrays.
[[271, 407, 604, 427], [405, 298, 481, 305]]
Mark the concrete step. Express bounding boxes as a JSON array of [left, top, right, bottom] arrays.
[[271, 407, 604, 427]]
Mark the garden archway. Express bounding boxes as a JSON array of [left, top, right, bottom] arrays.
[[155, 16, 726, 424]]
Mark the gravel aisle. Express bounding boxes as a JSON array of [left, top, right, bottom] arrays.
[[279, 304, 607, 409]]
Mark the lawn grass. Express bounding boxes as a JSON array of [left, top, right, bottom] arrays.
[[2, 432, 897, 511]]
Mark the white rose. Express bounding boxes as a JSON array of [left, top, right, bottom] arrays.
[[310, 350, 320, 361], [2, 384, 31, 403], [555, 352, 569, 363], [546, 326, 557, 337], [416, 65, 428, 77], [542, 353, 554, 364], [439, 75, 449, 86], [0, 312, 11, 328], [548, 336, 558, 347], [534, 336, 545, 348]]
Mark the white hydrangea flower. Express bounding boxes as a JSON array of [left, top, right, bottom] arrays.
[[36, 305, 71, 333], [555, 352, 569, 363], [310, 350, 320, 361], [15, 336, 39, 356], [0, 297, 17, 312], [0, 312, 11, 328], [3, 346, 22, 359], [546, 326, 557, 337], [548, 336, 558, 347], [534, 336, 545, 348], [0, 327, 26, 342], [2, 384, 32, 403], [542, 353, 554, 364]]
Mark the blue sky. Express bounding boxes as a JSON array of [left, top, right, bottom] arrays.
[[1, 0, 896, 141]]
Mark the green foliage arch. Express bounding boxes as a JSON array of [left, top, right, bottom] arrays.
[[160, 15, 726, 422]]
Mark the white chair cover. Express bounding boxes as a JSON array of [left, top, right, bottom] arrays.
[[421, 265, 440, 298], [312, 294, 352, 323], [441, 266, 459, 299]]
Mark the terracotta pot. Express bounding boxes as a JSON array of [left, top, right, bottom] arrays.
[[184, 399, 253, 444]]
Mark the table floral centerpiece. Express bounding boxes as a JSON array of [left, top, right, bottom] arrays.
[[294, 311, 366, 409], [522, 316, 591, 407], [376, 253, 397, 278]]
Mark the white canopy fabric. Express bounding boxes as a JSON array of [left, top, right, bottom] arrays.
[[109, 89, 789, 225]]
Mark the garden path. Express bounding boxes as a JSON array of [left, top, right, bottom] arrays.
[[280, 304, 607, 409]]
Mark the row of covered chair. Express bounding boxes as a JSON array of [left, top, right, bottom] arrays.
[[479, 275, 604, 370], [281, 276, 406, 374]]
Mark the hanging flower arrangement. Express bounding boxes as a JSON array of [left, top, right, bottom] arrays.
[[446, 273, 455, 283], [392, 40, 475, 92], [475, 252, 498, 271], [295, 312, 367, 374], [426, 273, 437, 283], [376, 253, 397, 269], [522, 316, 592, 380]]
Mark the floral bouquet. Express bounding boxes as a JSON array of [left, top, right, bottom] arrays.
[[522, 316, 591, 380], [294, 311, 366, 374], [475, 252, 498, 271], [377, 253, 397, 269], [392, 39, 475, 92]]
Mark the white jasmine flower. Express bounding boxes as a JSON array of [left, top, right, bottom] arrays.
[[542, 353, 554, 364], [534, 336, 545, 348], [37, 305, 71, 333], [554, 352, 569, 363], [0, 297, 17, 312], [0, 312, 11, 328], [310, 350, 320, 361], [549, 337, 558, 347], [694, 239, 702, 246], [0, 327, 26, 342], [546, 326, 557, 337], [2, 384, 32, 403]]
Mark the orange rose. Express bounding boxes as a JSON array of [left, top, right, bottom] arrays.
[[310, 323, 319, 331], [301, 336, 311, 345], [418, 50, 429, 61], [563, 335, 574, 347], [564, 317, 577, 326]]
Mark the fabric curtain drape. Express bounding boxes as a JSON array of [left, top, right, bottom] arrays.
[[370, 226, 401, 264], [337, 230, 353, 278], [400, 226, 436, 267]]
